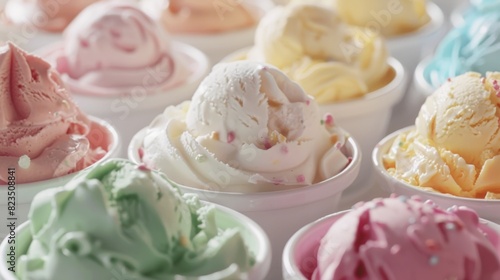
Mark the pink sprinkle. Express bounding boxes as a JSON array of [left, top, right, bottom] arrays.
[[138, 147, 144, 160], [264, 139, 272, 150], [280, 145, 288, 154], [306, 100, 310, 106], [347, 156, 353, 164], [494, 80, 498, 85], [335, 142, 342, 149], [296, 175, 305, 183], [324, 114, 334, 126], [227, 131, 235, 143], [447, 78, 452, 82], [137, 163, 150, 171]]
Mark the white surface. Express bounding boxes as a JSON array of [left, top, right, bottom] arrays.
[[0, 202, 272, 280], [129, 127, 361, 280], [0, 116, 121, 239], [373, 126, 500, 224]]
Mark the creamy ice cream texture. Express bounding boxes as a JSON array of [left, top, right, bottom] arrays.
[[247, 2, 391, 103], [0, 42, 110, 185], [424, 4, 500, 88], [4, 0, 100, 32], [313, 195, 500, 280], [160, 0, 257, 34], [48, 2, 188, 96], [384, 72, 500, 199], [141, 61, 351, 193], [16, 159, 254, 280], [333, 0, 430, 36]]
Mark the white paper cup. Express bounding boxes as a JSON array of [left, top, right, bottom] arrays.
[[0, 116, 120, 238], [128, 128, 361, 280], [0, 201, 271, 280], [319, 57, 407, 201], [282, 208, 500, 279], [387, 55, 435, 132], [373, 126, 500, 224], [38, 41, 209, 157], [141, 0, 274, 66], [386, 2, 445, 76]]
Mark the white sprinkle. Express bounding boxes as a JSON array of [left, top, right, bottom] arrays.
[[18, 155, 31, 169]]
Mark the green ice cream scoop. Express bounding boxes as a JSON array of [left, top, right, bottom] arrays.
[[16, 159, 254, 280]]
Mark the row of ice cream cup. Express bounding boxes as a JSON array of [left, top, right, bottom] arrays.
[[2, 45, 500, 279]]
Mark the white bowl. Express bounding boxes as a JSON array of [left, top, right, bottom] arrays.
[[128, 127, 361, 280], [282, 208, 500, 279], [386, 2, 445, 76], [38, 41, 209, 157], [141, 0, 274, 65], [0, 201, 271, 280], [372, 126, 500, 224], [387, 55, 435, 132], [0, 116, 120, 238], [318, 57, 407, 200]]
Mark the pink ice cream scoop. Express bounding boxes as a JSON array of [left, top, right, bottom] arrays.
[[313, 196, 500, 280], [4, 0, 101, 32], [49, 2, 187, 96], [161, 0, 257, 34], [0, 43, 109, 184]]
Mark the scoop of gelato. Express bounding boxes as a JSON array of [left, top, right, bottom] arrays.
[[0, 43, 108, 184], [141, 61, 351, 193], [16, 159, 254, 280], [314, 195, 500, 279], [384, 72, 500, 198], [247, 3, 389, 102]]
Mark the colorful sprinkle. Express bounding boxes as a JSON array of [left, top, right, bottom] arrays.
[[306, 100, 310, 106], [324, 113, 334, 126], [296, 174, 305, 183], [425, 239, 440, 250], [447, 78, 452, 82], [398, 195, 408, 202], [62, 99, 70, 109], [227, 131, 235, 143], [272, 159, 280, 165], [138, 147, 144, 160], [335, 142, 342, 149], [330, 135, 338, 144], [481, 77, 486, 84], [445, 222, 456, 231], [211, 131, 220, 141], [429, 255, 439, 266], [137, 163, 151, 171], [390, 245, 401, 254], [18, 155, 31, 169]]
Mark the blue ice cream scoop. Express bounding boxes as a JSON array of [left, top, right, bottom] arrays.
[[424, 9, 500, 87]]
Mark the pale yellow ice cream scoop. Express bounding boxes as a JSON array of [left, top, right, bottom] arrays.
[[334, 0, 430, 36], [384, 72, 500, 198], [247, 2, 390, 103]]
